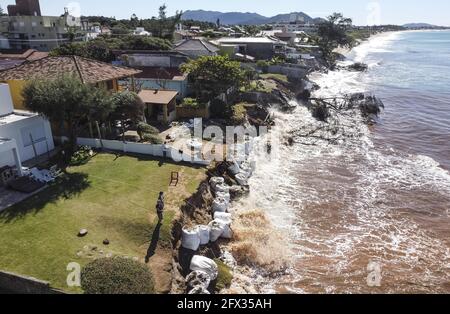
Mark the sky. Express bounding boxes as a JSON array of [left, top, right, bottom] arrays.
[[0, 0, 449, 26]]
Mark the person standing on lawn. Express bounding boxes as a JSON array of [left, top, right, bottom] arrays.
[[156, 192, 165, 222]]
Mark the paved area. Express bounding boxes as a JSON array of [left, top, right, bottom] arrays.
[[0, 186, 45, 212]]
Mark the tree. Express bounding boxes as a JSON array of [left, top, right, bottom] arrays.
[[157, 4, 167, 38], [130, 14, 139, 28], [317, 13, 355, 65], [109, 91, 144, 141], [181, 55, 246, 101], [49, 36, 171, 62], [22, 75, 113, 154]]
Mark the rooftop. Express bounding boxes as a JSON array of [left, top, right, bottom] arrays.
[[0, 110, 38, 126], [0, 56, 141, 83], [174, 38, 219, 53], [0, 49, 48, 71], [138, 89, 178, 105], [214, 37, 287, 44]]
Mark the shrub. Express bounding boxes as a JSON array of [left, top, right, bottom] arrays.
[[142, 133, 163, 144], [69, 146, 94, 166], [256, 60, 269, 74], [180, 97, 205, 109], [231, 103, 247, 125], [137, 122, 159, 140], [214, 259, 233, 292], [81, 257, 155, 294], [210, 98, 230, 119]]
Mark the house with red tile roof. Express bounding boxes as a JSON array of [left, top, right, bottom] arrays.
[[0, 55, 141, 110]]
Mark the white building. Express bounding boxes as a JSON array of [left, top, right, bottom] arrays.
[[0, 84, 54, 170], [133, 27, 152, 36]]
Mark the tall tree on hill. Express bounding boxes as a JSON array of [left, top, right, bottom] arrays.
[[317, 12, 355, 66], [0, 6, 7, 16]]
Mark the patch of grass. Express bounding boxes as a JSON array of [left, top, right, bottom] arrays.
[[0, 153, 206, 292], [214, 259, 233, 292], [259, 73, 289, 83]]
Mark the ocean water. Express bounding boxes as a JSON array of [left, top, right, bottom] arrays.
[[235, 31, 450, 294]]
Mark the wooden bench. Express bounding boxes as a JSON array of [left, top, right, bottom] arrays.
[[170, 172, 179, 186]]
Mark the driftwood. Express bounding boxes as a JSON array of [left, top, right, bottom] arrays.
[[289, 93, 384, 146]]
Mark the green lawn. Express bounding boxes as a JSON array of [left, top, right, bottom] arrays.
[[0, 153, 206, 292]]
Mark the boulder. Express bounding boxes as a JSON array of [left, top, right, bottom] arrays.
[[78, 229, 88, 237]]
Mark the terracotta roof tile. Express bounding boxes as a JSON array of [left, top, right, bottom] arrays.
[[138, 89, 178, 105], [0, 56, 141, 83]]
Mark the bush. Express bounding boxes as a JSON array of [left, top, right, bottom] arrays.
[[180, 97, 205, 109], [214, 259, 233, 292], [256, 60, 269, 74], [142, 133, 163, 144], [210, 98, 230, 119], [231, 103, 247, 125], [69, 146, 94, 166], [137, 122, 159, 140], [81, 257, 155, 294]]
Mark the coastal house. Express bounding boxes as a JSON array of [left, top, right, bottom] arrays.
[[0, 55, 141, 110], [138, 89, 178, 124], [113, 50, 189, 99], [0, 83, 54, 171], [173, 38, 219, 59], [211, 37, 287, 60]]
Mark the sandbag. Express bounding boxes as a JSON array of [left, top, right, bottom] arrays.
[[214, 212, 232, 225], [209, 220, 225, 242], [186, 270, 211, 290], [228, 161, 240, 175], [188, 286, 211, 294], [198, 225, 211, 245], [214, 183, 230, 193], [235, 173, 248, 186], [209, 177, 224, 190], [181, 226, 200, 251], [212, 197, 228, 213], [190, 255, 218, 280], [221, 223, 233, 239], [240, 163, 253, 177], [215, 191, 231, 203]]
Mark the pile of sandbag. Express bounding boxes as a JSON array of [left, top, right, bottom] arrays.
[[210, 177, 231, 214]]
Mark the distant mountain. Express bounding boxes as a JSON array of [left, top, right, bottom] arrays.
[[266, 12, 314, 24], [403, 23, 439, 28], [181, 10, 317, 25]]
